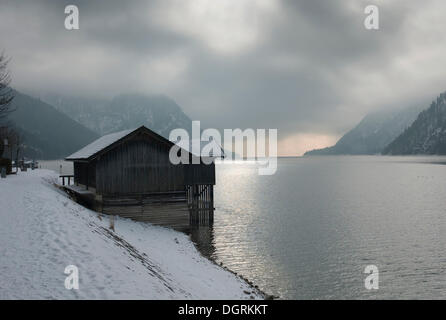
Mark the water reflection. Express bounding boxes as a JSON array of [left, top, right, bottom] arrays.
[[189, 226, 216, 260], [209, 156, 446, 299]]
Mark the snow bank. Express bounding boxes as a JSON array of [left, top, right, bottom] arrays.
[[0, 170, 261, 299]]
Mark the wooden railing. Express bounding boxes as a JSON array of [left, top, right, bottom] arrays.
[[60, 175, 74, 186], [186, 184, 214, 226]]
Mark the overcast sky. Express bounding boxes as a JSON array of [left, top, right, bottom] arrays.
[[1, 0, 446, 155]]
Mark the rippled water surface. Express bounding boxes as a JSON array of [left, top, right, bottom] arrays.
[[206, 156, 446, 299]]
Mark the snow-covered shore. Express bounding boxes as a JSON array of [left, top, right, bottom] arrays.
[[0, 169, 262, 299]]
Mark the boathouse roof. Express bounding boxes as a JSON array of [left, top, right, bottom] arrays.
[[66, 126, 224, 161]]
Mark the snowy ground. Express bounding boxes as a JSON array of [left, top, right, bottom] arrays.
[[0, 169, 262, 299]]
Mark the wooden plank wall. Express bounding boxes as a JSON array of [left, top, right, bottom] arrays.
[[101, 192, 190, 231], [74, 161, 96, 189], [88, 161, 96, 188], [73, 162, 85, 185], [184, 162, 215, 185], [95, 136, 185, 194], [100, 185, 214, 230]]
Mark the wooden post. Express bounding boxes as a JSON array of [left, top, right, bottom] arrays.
[[210, 185, 214, 225]]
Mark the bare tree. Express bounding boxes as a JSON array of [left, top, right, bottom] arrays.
[[0, 127, 22, 174], [0, 126, 7, 157], [0, 53, 15, 159], [0, 126, 14, 158], [0, 53, 14, 120], [0, 127, 22, 168], [14, 132, 23, 170]]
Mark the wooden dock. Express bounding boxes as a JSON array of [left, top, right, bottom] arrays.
[[101, 191, 190, 231], [62, 180, 214, 232]]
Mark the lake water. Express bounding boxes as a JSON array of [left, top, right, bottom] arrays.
[[39, 160, 73, 175], [207, 156, 446, 299], [41, 156, 446, 299]]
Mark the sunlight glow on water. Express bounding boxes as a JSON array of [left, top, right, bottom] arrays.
[[211, 156, 446, 299]]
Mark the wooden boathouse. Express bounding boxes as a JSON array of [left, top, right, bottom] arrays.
[[65, 126, 222, 231]]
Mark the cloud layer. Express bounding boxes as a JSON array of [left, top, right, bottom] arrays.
[[1, 0, 446, 155]]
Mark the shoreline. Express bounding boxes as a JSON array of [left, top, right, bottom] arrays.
[[187, 233, 277, 300], [37, 161, 275, 299], [0, 169, 264, 299]]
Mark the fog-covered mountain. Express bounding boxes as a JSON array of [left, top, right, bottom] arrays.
[[383, 92, 446, 155], [304, 106, 423, 155], [41, 93, 192, 138], [6, 90, 99, 159]]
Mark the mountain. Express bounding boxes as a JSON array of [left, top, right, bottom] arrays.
[[383, 92, 446, 155], [5, 90, 99, 159], [304, 106, 423, 156], [41, 93, 192, 138]]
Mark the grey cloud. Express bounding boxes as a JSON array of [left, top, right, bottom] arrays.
[[1, 0, 446, 153]]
